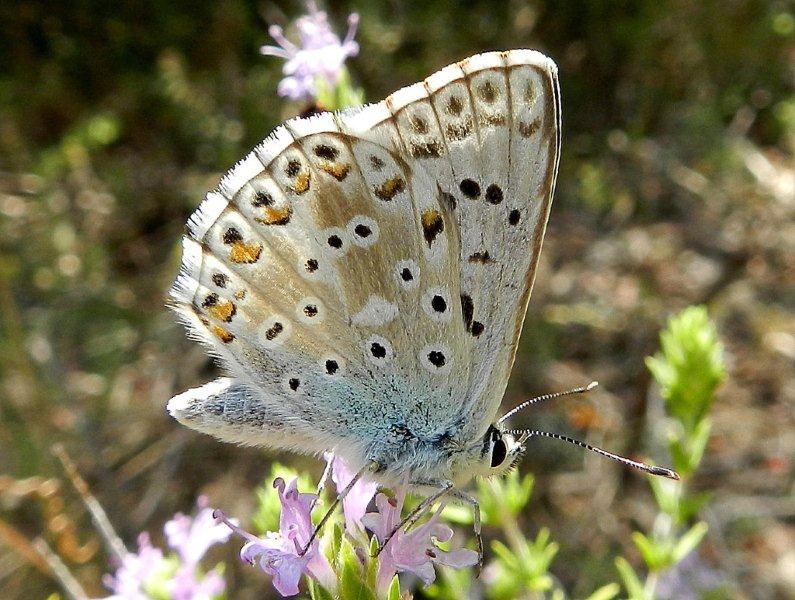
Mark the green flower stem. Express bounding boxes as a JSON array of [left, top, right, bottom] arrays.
[[617, 306, 724, 599]]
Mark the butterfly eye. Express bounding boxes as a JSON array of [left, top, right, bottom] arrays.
[[490, 437, 508, 468]]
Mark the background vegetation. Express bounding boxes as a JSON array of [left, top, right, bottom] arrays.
[[1, 0, 793, 597]]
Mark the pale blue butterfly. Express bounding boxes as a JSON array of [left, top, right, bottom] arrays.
[[167, 50, 677, 562]]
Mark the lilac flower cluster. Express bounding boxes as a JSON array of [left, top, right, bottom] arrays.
[[260, 1, 360, 101], [103, 497, 230, 600], [103, 533, 165, 600], [216, 455, 478, 597]]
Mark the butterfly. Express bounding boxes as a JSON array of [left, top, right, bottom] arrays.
[[167, 49, 677, 560]]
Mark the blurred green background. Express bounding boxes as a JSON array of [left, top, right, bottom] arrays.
[[1, 0, 793, 598]]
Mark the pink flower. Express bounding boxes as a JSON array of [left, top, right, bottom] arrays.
[[164, 496, 231, 600], [168, 567, 226, 600], [164, 496, 232, 566], [260, 1, 359, 100], [361, 489, 479, 593], [326, 453, 378, 529], [215, 478, 333, 597], [103, 532, 165, 599]]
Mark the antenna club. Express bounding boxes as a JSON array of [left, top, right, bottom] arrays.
[[585, 381, 598, 391], [652, 466, 681, 480]]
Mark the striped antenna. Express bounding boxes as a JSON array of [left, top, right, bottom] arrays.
[[498, 381, 598, 424], [507, 429, 680, 480]]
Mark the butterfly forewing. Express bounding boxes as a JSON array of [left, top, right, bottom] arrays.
[[168, 49, 560, 471], [383, 50, 560, 440]]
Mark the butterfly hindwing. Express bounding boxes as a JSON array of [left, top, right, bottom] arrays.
[[169, 111, 470, 459]]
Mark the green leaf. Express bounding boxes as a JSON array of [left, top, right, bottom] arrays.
[[668, 438, 693, 479], [491, 539, 519, 569], [678, 491, 712, 522], [615, 557, 646, 600], [490, 528, 558, 594], [364, 534, 380, 590], [476, 471, 535, 524], [308, 579, 336, 600], [325, 522, 344, 567], [649, 474, 680, 518], [386, 575, 401, 600], [672, 522, 708, 563], [632, 531, 667, 571], [368, 533, 380, 556], [687, 418, 712, 471], [488, 540, 522, 599], [338, 536, 377, 600], [584, 583, 621, 600]]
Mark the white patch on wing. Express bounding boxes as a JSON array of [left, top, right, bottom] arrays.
[[351, 295, 399, 327]]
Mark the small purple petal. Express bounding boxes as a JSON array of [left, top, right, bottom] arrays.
[[165, 497, 232, 566], [431, 547, 480, 569], [327, 454, 378, 529], [343, 13, 359, 46], [274, 477, 316, 548], [214, 509, 256, 543], [240, 537, 310, 597], [240, 538, 280, 565], [271, 554, 310, 597], [411, 561, 437, 586], [103, 532, 166, 598], [260, 45, 292, 59], [267, 24, 298, 54]]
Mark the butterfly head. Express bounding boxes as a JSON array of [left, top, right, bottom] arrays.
[[478, 424, 526, 477]]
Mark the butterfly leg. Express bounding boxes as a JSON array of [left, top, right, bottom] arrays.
[[299, 460, 379, 556], [375, 480, 454, 557], [448, 488, 483, 574], [309, 453, 335, 512]]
